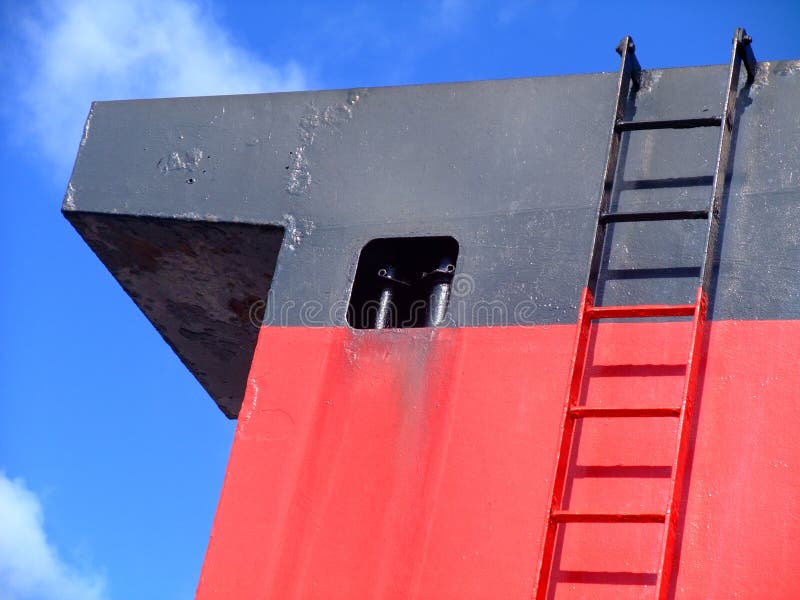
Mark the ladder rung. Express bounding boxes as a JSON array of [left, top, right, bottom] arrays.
[[615, 116, 722, 131], [551, 511, 666, 523], [569, 407, 681, 418], [600, 209, 708, 223], [585, 303, 696, 319]]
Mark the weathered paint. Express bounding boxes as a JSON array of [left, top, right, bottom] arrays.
[[63, 58, 800, 417], [196, 321, 800, 599]]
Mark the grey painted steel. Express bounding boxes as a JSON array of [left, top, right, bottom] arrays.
[[64, 59, 800, 416]]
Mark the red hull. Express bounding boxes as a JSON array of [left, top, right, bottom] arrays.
[[197, 321, 800, 599]]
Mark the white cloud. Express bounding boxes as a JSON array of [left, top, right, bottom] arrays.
[[0, 472, 107, 600], [9, 0, 306, 175]]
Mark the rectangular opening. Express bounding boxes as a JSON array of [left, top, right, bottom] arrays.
[[348, 236, 459, 329]]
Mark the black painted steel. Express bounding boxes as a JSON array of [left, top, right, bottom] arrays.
[[615, 117, 721, 131], [600, 210, 709, 223], [63, 32, 800, 416], [585, 36, 642, 293], [699, 28, 757, 297], [587, 28, 757, 303]]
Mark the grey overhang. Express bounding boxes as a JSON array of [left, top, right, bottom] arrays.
[[63, 60, 800, 416]]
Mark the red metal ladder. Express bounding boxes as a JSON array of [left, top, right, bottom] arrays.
[[534, 29, 757, 600]]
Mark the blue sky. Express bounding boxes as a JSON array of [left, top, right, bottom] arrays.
[[0, 1, 798, 599]]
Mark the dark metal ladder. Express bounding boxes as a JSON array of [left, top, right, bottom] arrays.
[[534, 28, 757, 600]]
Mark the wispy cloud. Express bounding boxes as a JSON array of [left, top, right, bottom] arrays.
[[0, 472, 107, 600], [436, 0, 473, 31], [6, 0, 306, 175]]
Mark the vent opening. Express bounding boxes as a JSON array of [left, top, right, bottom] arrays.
[[348, 236, 459, 329]]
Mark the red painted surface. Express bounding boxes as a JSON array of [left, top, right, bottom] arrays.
[[536, 288, 707, 600], [197, 320, 800, 599]]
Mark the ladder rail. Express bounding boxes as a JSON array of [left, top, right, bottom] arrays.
[[533, 288, 593, 600], [585, 36, 640, 295], [654, 289, 707, 599], [699, 28, 755, 296], [534, 37, 642, 598], [655, 30, 755, 598], [534, 44, 642, 596]]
